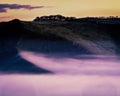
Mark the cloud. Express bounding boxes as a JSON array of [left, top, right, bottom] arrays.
[[0, 4, 45, 13], [0, 16, 11, 18]]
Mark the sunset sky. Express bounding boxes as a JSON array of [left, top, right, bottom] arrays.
[[0, 0, 120, 21]]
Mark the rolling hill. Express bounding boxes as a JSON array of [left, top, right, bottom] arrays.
[[0, 18, 120, 73]]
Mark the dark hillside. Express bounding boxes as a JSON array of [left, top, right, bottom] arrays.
[[0, 18, 120, 73]]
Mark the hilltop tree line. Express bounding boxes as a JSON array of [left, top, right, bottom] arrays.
[[33, 15, 76, 21], [33, 15, 120, 24]]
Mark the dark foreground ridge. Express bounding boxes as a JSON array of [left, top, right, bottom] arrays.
[[0, 16, 120, 74]]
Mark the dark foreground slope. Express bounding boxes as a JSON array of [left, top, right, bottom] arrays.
[[0, 19, 120, 74]]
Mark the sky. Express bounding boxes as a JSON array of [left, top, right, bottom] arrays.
[[0, 0, 120, 21]]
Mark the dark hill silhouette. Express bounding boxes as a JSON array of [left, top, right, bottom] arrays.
[[0, 17, 120, 74]]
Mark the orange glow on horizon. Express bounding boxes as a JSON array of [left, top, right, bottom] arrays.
[[0, 0, 120, 21]]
